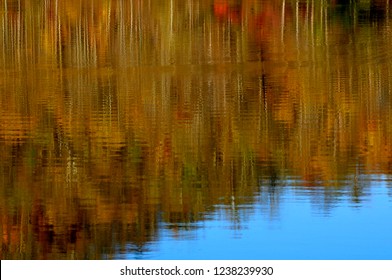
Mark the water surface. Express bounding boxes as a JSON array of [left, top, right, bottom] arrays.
[[1, 0, 392, 259]]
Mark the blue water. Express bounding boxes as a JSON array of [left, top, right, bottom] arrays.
[[119, 176, 392, 260]]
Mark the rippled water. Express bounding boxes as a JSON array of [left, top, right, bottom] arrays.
[[1, 0, 392, 259]]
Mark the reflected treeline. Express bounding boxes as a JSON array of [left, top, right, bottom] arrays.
[[1, 0, 392, 259]]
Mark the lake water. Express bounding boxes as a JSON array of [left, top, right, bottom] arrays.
[[1, 0, 392, 260]]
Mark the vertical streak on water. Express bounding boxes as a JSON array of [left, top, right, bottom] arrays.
[[91, 1, 97, 67], [324, 0, 329, 90], [130, 0, 134, 66], [189, 0, 193, 64], [324, 0, 330, 124], [296, 0, 299, 56], [320, 0, 323, 42], [258, 75, 262, 141], [311, 0, 315, 62], [208, 9, 212, 64], [168, 0, 174, 65], [367, 44, 372, 120], [236, 74, 241, 121], [262, 67, 267, 131], [2, 1, 6, 70], [56, 0, 63, 69], [23, 0, 28, 65], [80, 9, 84, 66], [108, 0, 112, 56], [311, 0, 315, 134], [118, 0, 123, 67], [170, 0, 173, 34], [281, 0, 285, 43], [304, 1, 308, 60], [324, 0, 328, 45], [138, 0, 142, 66], [81, 8, 84, 67], [76, 7, 80, 67], [84, 14, 88, 66], [116, 2, 121, 127], [16, 0, 21, 70]]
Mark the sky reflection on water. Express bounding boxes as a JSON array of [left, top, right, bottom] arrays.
[[120, 176, 392, 260]]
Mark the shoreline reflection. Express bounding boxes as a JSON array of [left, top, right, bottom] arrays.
[[1, 0, 392, 259]]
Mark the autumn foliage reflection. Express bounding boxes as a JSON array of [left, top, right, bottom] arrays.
[[1, 0, 392, 259]]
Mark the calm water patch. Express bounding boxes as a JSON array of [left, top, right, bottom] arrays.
[[117, 175, 392, 260]]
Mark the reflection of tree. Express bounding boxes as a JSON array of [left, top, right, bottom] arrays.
[[1, 0, 392, 259]]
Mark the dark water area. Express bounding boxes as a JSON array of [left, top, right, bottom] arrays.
[[1, 0, 392, 259]]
